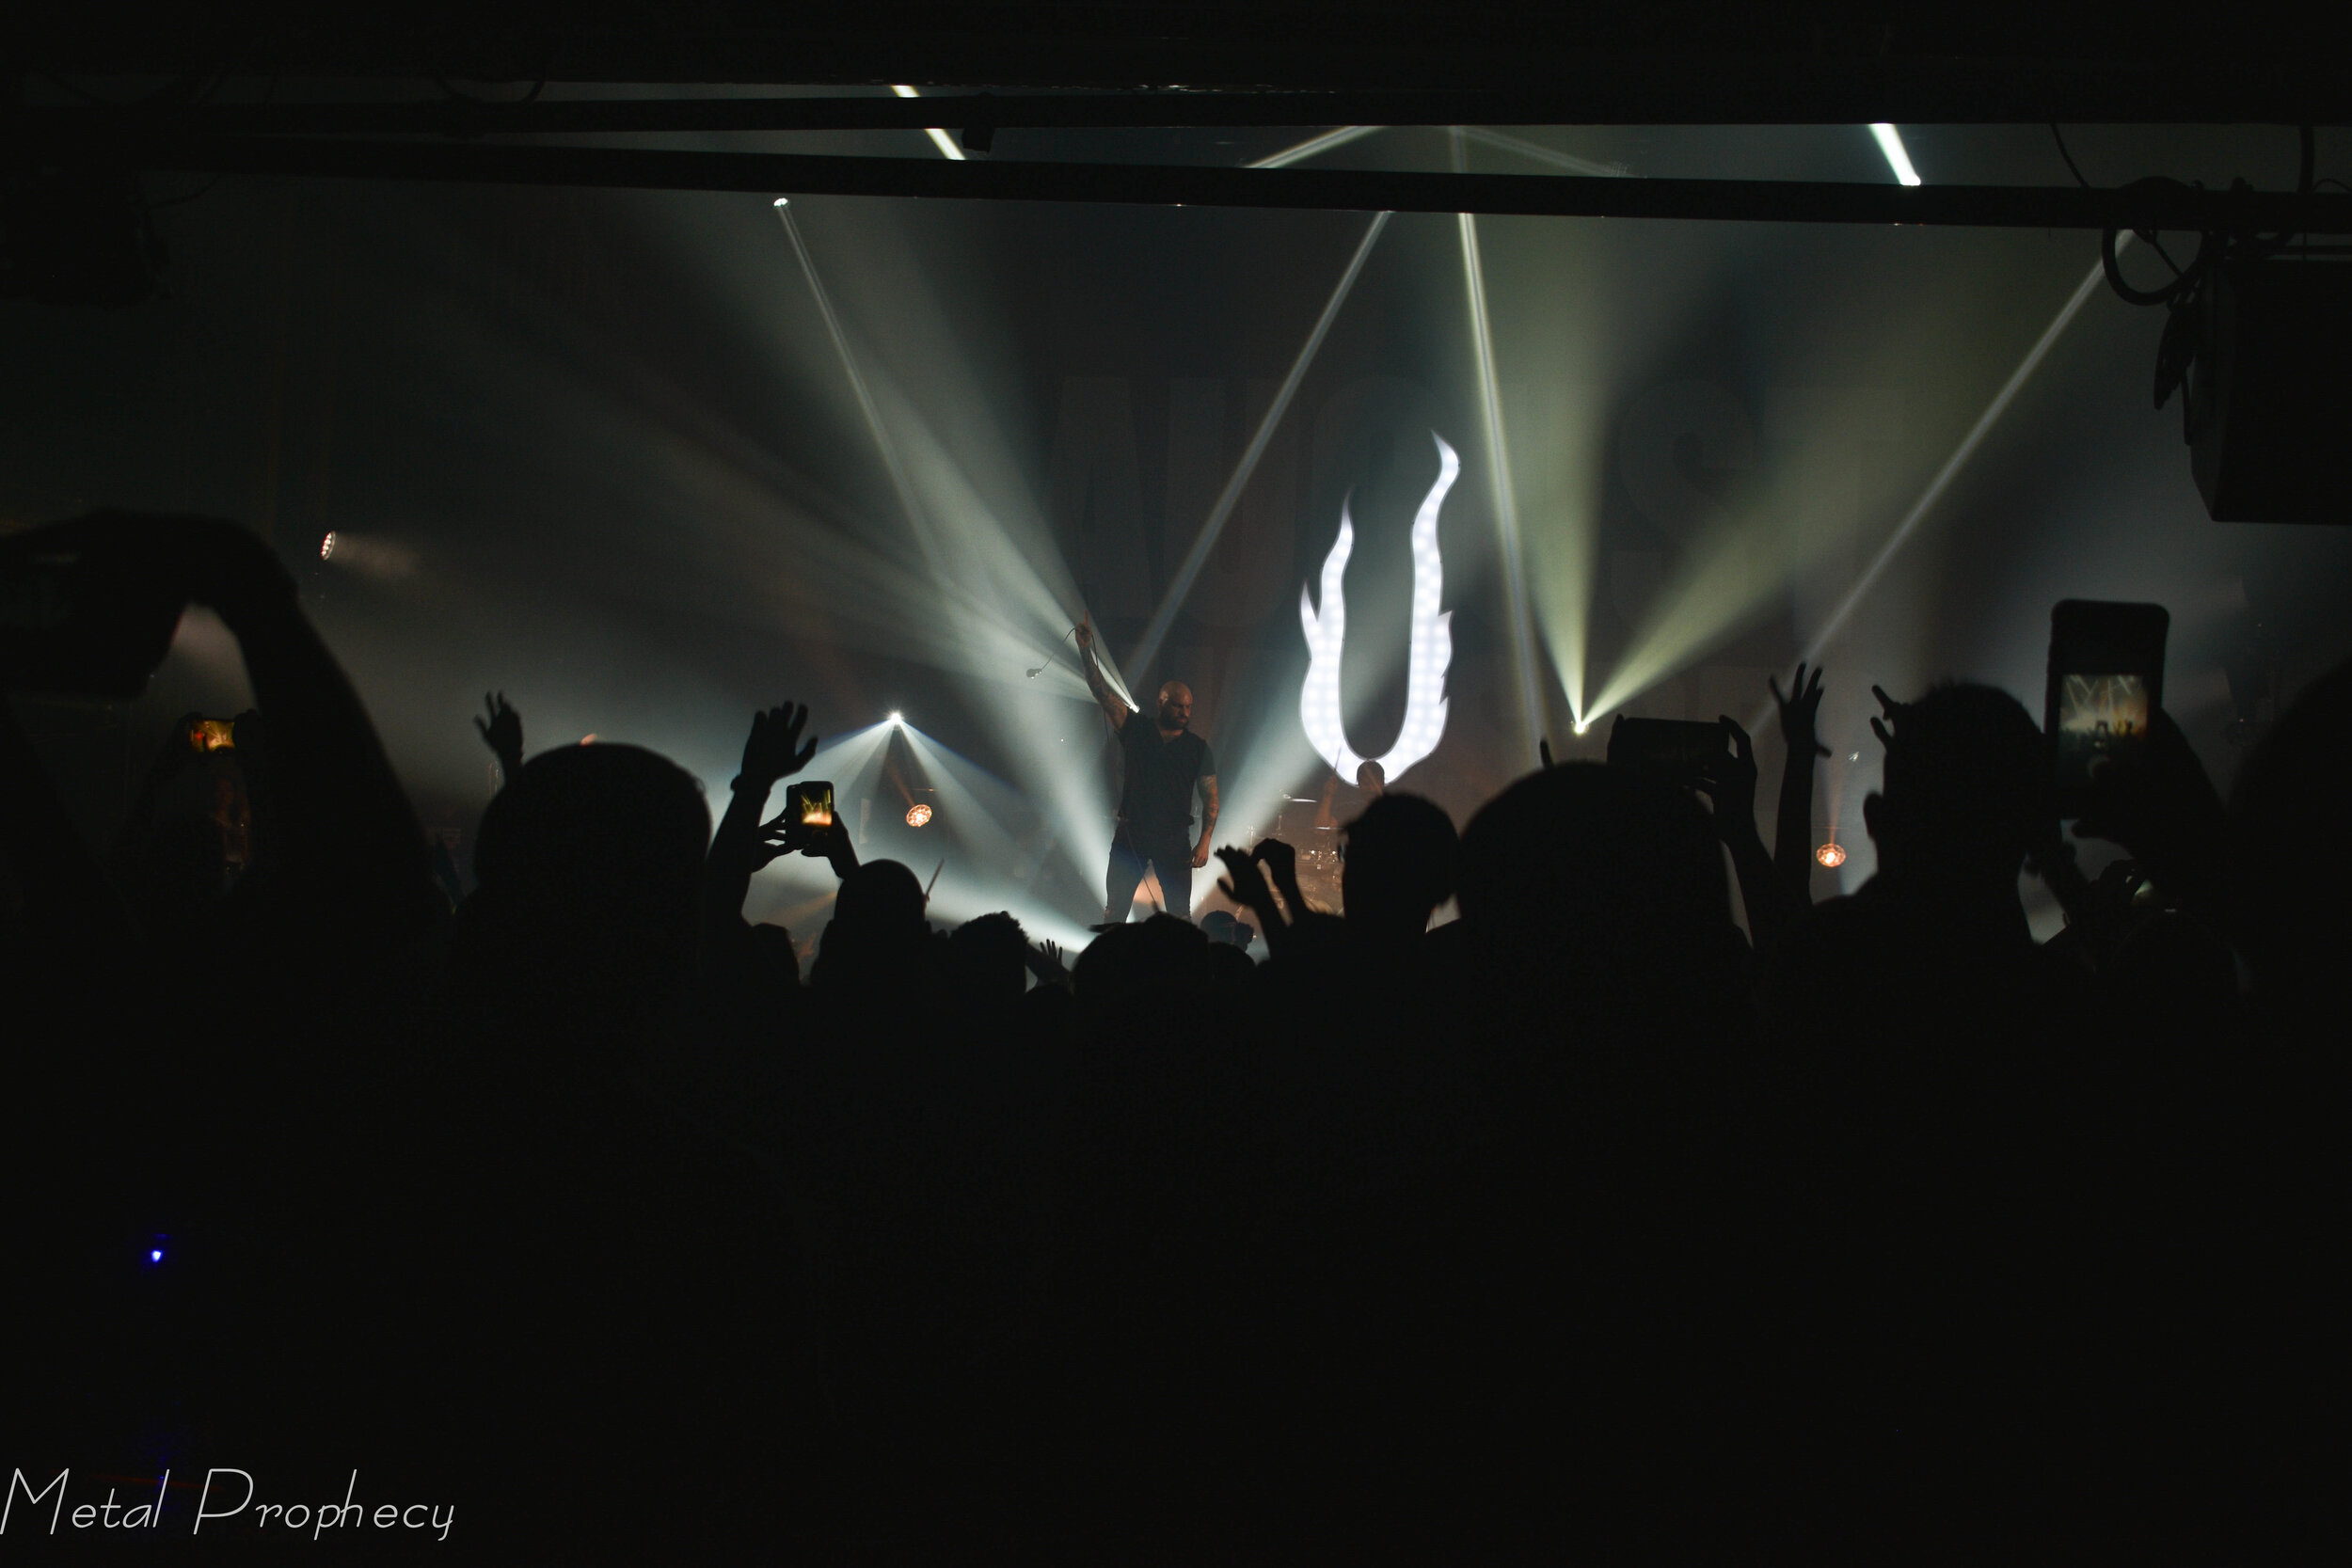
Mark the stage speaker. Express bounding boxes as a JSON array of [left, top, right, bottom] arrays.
[[2187, 257, 2352, 523]]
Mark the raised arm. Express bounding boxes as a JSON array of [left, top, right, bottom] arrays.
[[705, 704, 818, 948], [1073, 616, 1128, 731], [1769, 663, 1830, 904], [43, 512, 437, 950], [1700, 716, 1796, 952], [474, 691, 524, 787]]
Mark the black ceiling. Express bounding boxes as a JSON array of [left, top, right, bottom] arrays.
[[18, 4, 2352, 119]]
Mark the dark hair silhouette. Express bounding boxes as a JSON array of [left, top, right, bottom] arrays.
[[1340, 791, 1457, 938], [2229, 655, 2352, 1014], [947, 910, 1031, 1003], [456, 742, 709, 1027], [1460, 763, 1727, 946], [811, 858, 930, 995], [1865, 682, 2049, 886]]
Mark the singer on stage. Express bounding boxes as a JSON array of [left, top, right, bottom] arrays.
[[1074, 618, 1219, 923]]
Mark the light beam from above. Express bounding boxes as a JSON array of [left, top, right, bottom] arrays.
[[1456, 127, 1628, 178], [1869, 124, 1922, 186], [1248, 126, 1385, 168], [1458, 205, 1543, 760], [892, 86, 966, 161], [773, 199, 932, 570], [1127, 209, 1392, 682], [1747, 240, 2128, 731]]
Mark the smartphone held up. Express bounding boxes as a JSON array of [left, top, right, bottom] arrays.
[[782, 780, 836, 856], [2045, 600, 2169, 817], [1606, 716, 1730, 789]]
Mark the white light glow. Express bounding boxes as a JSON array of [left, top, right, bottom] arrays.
[[1747, 243, 2126, 733], [888, 710, 902, 724], [1457, 210, 1543, 753], [1128, 208, 1391, 681], [1456, 127, 1628, 178], [892, 86, 967, 161], [1248, 126, 1383, 169], [1298, 432, 1457, 784], [1869, 124, 1922, 187]]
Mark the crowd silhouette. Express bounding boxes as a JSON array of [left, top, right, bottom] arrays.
[[1, 510, 2339, 1559]]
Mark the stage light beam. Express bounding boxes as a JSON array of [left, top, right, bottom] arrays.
[[1130, 209, 1392, 680], [773, 200, 936, 578], [1457, 204, 1543, 756], [1456, 128, 1628, 178], [1248, 126, 1385, 169], [1747, 242, 2128, 731], [891, 86, 967, 162], [1869, 124, 1923, 187]]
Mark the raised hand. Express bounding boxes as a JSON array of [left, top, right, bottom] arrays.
[[1216, 846, 1280, 927], [738, 704, 818, 791], [1696, 716, 1761, 839], [2071, 707, 2226, 918], [757, 811, 858, 878], [754, 808, 803, 867], [1868, 683, 1907, 752], [1252, 837, 1308, 919], [1024, 939, 1068, 985], [474, 691, 524, 775], [1073, 614, 1094, 652], [1769, 662, 1832, 759]]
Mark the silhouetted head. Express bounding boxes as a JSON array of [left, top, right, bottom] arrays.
[[1458, 763, 1730, 985], [2230, 656, 2352, 1014], [1072, 913, 1209, 1034], [1863, 682, 2050, 888], [1200, 909, 1256, 949], [946, 911, 1030, 1004], [1355, 759, 1387, 798], [463, 743, 709, 1011], [1156, 682, 1194, 732], [1203, 940, 1256, 993], [812, 859, 930, 994], [1341, 792, 1457, 939]]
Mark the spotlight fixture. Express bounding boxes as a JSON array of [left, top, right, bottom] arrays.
[[320, 531, 337, 561], [1573, 720, 1591, 736], [906, 803, 933, 827], [888, 711, 903, 725], [1815, 840, 1848, 869]]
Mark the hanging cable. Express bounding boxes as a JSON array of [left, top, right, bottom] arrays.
[[2050, 124, 2092, 189]]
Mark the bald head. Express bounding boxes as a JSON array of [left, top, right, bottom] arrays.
[[1156, 682, 1194, 733]]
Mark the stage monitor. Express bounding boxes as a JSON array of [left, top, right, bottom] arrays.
[[2187, 257, 2352, 524]]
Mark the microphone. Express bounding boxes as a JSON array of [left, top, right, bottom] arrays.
[[1026, 625, 1078, 679]]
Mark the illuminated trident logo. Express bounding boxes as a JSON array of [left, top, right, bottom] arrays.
[[1298, 432, 1458, 784]]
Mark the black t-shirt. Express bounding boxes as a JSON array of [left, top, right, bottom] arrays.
[[1117, 720, 1215, 836]]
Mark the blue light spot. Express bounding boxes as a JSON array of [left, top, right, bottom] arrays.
[[150, 1249, 163, 1263]]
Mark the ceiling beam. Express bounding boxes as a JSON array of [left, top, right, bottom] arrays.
[[22, 61, 2352, 130], [85, 135, 2352, 230]]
